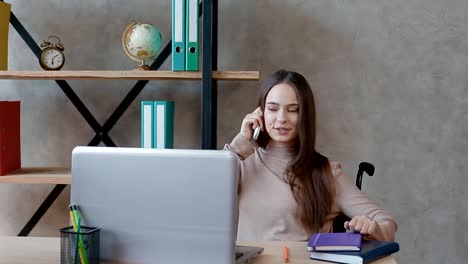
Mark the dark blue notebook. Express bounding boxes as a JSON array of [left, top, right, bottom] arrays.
[[309, 240, 399, 264], [307, 232, 362, 251]]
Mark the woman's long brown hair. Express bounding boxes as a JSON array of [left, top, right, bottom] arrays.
[[256, 69, 335, 232]]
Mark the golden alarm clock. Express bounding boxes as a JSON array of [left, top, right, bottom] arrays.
[[39, 36, 65, 70]]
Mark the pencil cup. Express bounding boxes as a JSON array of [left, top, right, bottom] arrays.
[[60, 226, 100, 264]]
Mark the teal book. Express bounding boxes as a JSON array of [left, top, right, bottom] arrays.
[[185, 0, 199, 71], [153, 101, 174, 149], [172, 0, 185, 71], [140, 101, 154, 148], [310, 240, 399, 264]]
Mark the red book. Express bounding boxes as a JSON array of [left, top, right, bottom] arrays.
[[0, 101, 21, 175]]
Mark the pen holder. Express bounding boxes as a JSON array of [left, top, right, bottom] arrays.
[[60, 226, 100, 264]]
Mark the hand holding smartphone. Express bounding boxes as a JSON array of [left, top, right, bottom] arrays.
[[240, 107, 263, 141]]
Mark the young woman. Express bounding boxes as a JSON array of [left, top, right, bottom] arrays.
[[224, 70, 397, 242]]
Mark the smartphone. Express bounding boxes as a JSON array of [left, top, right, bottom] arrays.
[[253, 127, 260, 141]]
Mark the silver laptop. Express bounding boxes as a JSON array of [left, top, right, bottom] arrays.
[[71, 146, 263, 264]]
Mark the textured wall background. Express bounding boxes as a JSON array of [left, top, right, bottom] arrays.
[[1, 0, 467, 263]]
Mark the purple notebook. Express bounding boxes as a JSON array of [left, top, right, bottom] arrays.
[[307, 232, 362, 251]]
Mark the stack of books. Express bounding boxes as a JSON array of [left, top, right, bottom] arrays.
[[141, 101, 175, 149], [307, 233, 399, 264]]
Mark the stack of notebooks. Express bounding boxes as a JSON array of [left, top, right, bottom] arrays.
[[307, 233, 399, 264]]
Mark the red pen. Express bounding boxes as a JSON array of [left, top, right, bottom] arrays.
[[283, 245, 289, 263]]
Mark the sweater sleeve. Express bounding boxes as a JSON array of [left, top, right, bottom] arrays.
[[223, 133, 256, 160], [331, 161, 398, 241]]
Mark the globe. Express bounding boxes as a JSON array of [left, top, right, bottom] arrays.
[[122, 21, 162, 70]]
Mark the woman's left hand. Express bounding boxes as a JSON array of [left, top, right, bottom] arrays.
[[344, 215, 376, 235]]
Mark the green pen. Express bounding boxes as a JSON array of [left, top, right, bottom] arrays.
[[75, 217, 81, 264], [71, 204, 89, 264]]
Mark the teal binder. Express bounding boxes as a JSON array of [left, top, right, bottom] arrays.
[[140, 101, 154, 148], [153, 101, 175, 149], [185, 0, 199, 71], [172, 0, 185, 71]]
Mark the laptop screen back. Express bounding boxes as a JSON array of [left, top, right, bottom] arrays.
[[71, 146, 239, 264]]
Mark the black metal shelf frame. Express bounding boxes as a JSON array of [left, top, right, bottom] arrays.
[[1, 0, 218, 236]]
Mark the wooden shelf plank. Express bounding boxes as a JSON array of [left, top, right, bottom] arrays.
[[0, 167, 70, 184], [0, 70, 259, 81]]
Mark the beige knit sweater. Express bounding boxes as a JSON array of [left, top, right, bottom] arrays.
[[224, 133, 397, 242]]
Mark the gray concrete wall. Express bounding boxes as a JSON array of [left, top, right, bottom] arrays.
[[1, 0, 467, 263]]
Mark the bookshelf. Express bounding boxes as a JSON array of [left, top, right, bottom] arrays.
[[1, 0, 256, 236], [0, 69, 258, 185], [0, 69, 259, 185]]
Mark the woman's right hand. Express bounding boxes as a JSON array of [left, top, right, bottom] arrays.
[[240, 107, 264, 140]]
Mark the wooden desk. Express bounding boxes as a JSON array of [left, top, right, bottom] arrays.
[[0, 236, 397, 264]]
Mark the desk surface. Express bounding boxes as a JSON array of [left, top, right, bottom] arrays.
[[0, 236, 397, 264]]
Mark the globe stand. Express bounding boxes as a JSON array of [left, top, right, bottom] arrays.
[[135, 60, 151, 71]]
